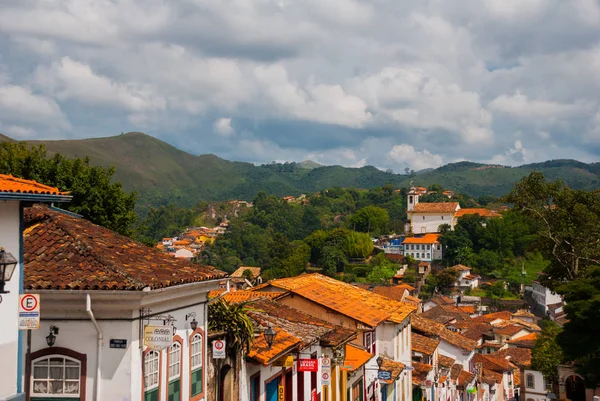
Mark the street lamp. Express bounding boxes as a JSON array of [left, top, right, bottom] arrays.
[[46, 326, 59, 347], [376, 356, 384, 369], [264, 325, 276, 349], [0, 247, 18, 295], [186, 312, 198, 331]]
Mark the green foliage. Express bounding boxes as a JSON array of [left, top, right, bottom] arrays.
[[555, 266, 600, 387], [506, 172, 600, 289], [343, 231, 375, 259], [366, 253, 397, 283], [208, 299, 255, 355], [436, 268, 459, 292], [532, 320, 564, 378], [347, 205, 390, 236], [485, 281, 508, 298], [0, 141, 137, 235]]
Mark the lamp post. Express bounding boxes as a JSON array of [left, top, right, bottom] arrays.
[[46, 325, 59, 347], [186, 312, 198, 331], [0, 247, 18, 296]]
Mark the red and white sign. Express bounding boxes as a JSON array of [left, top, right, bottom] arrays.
[[18, 294, 40, 330], [213, 339, 226, 359], [311, 389, 317, 401], [298, 359, 319, 372]]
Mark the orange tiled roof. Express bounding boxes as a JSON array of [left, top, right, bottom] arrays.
[[494, 324, 527, 336], [0, 174, 66, 195], [438, 354, 455, 369], [410, 202, 460, 214], [248, 299, 356, 349], [373, 286, 409, 302], [247, 329, 300, 365], [458, 305, 475, 314], [231, 266, 261, 279], [490, 347, 531, 368], [463, 274, 480, 281], [451, 264, 472, 271], [411, 314, 446, 336], [440, 328, 478, 351], [267, 274, 416, 327], [507, 332, 539, 348], [403, 234, 441, 244], [473, 311, 512, 324], [379, 358, 405, 384], [421, 304, 469, 325], [341, 344, 372, 372], [216, 290, 282, 303], [458, 370, 474, 385], [460, 322, 494, 341], [23, 205, 227, 290], [455, 208, 500, 218], [429, 294, 456, 306], [412, 332, 440, 355], [473, 353, 514, 373], [412, 362, 433, 385], [404, 295, 422, 304]]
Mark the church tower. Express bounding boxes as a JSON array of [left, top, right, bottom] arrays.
[[407, 182, 420, 212]]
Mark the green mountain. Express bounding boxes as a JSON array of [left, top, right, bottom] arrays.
[[2, 132, 599, 208]]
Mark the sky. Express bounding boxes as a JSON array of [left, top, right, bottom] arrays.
[[1, 0, 600, 171]]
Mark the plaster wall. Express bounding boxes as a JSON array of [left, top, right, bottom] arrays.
[[0, 200, 21, 399]]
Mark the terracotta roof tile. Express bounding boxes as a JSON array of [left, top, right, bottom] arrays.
[[411, 314, 446, 337], [460, 321, 493, 341], [494, 324, 527, 336], [507, 332, 539, 349], [463, 274, 480, 280], [341, 344, 372, 372], [455, 208, 500, 218], [429, 294, 456, 306], [247, 329, 300, 365], [379, 358, 405, 384], [438, 355, 455, 369], [403, 234, 441, 244], [458, 370, 474, 385], [473, 353, 514, 373], [373, 285, 409, 301], [489, 348, 531, 368], [472, 311, 512, 324], [458, 306, 475, 314], [248, 298, 356, 348], [23, 205, 227, 290], [451, 264, 472, 271], [410, 202, 460, 214], [231, 266, 261, 279], [412, 333, 440, 356], [213, 290, 281, 303], [412, 362, 433, 385], [266, 274, 415, 327], [421, 304, 469, 324], [0, 174, 66, 195], [440, 329, 478, 351]]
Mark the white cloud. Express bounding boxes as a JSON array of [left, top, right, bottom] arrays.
[[214, 118, 235, 136], [0, 84, 69, 129], [387, 144, 444, 171], [488, 91, 580, 119]]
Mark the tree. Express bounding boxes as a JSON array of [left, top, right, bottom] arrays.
[[532, 320, 564, 378], [506, 172, 600, 289], [366, 253, 397, 283], [435, 268, 459, 293], [208, 299, 255, 355], [347, 206, 389, 235], [555, 266, 600, 387], [0, 142, 137, 235]]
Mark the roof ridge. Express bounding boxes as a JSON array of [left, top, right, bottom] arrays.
[[46, 210, 148, 289]]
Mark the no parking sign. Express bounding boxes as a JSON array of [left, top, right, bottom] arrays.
[[213, 339, 226, 359], [18, 294, 40, 330]]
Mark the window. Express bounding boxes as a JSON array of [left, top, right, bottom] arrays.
[[32, 356, 81, 397], [526, 374, 534, 389], [441, 216, 444, 220], [352, 379, 364, 401], [144, 350, 160, 401], [427, 245, 430, 250], [545, 379, 553, 391], [416, 253, 420, 258], [422, 216, 425, 220], [190, 333, 203, 398], [169, 339, 183, 401], [251, 374, 261, 401], [427, 253, 430, 259]]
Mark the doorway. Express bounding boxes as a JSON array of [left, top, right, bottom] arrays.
[[565, 375, 585, 401], [219, 364, 234, 401]]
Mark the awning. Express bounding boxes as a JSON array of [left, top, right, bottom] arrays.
[[340, 344, 372, 372]]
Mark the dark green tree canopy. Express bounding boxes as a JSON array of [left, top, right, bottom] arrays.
[[0, 141, 137, 235]]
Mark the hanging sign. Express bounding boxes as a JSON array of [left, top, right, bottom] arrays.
[[19, 294, 40, 330], [213, 339, 226, 359], [278, 385, 284, 401], [378, 370, 392, 381], [298, 359, 319, 372], [143, 325, 173, 351]]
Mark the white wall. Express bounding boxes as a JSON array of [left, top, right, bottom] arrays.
[[438, 341, 472, 372], [0, 200, 21, 399], [522, 370, 546, 401], [410, 213, 455, 234]]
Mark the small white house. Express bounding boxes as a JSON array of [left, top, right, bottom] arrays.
[[21, 205, 226, 401], [402, 234, 442, 262], [0, 175, 71, 401], [451, 265, 480, 290], [531, 281, 562, 315]]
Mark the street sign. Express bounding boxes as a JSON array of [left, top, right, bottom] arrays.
[[321, 356, 331, 385], [298, 359, 319, 372], [109, 339, 127, 349], [213, 339, 226, 359], [278, 385, 284, 401], [321, 371, 330, 386], [18, 294, 40, 330], [143, 325, 173, 351], [377, 370, 392, 381]]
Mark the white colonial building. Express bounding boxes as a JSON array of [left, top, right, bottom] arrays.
[[21, 205, 226, 401], [531, 281, 562, 315], [0, 175, 71, 401]]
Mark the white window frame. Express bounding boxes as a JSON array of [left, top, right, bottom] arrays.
[[169, 342, 182, 380], [526, 374, 534, 389], [191, 333, 203, 370], [144, 350, 160, 392], [31, 355, 81, 397]]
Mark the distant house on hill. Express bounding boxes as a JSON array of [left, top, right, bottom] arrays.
[[230, 266, 262, 289], [402, 233, 443, 262]]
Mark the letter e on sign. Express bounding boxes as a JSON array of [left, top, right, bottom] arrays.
[[19, 294, 40, 330]]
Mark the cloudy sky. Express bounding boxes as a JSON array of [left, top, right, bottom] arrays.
[[1, 0, 600, 170]]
